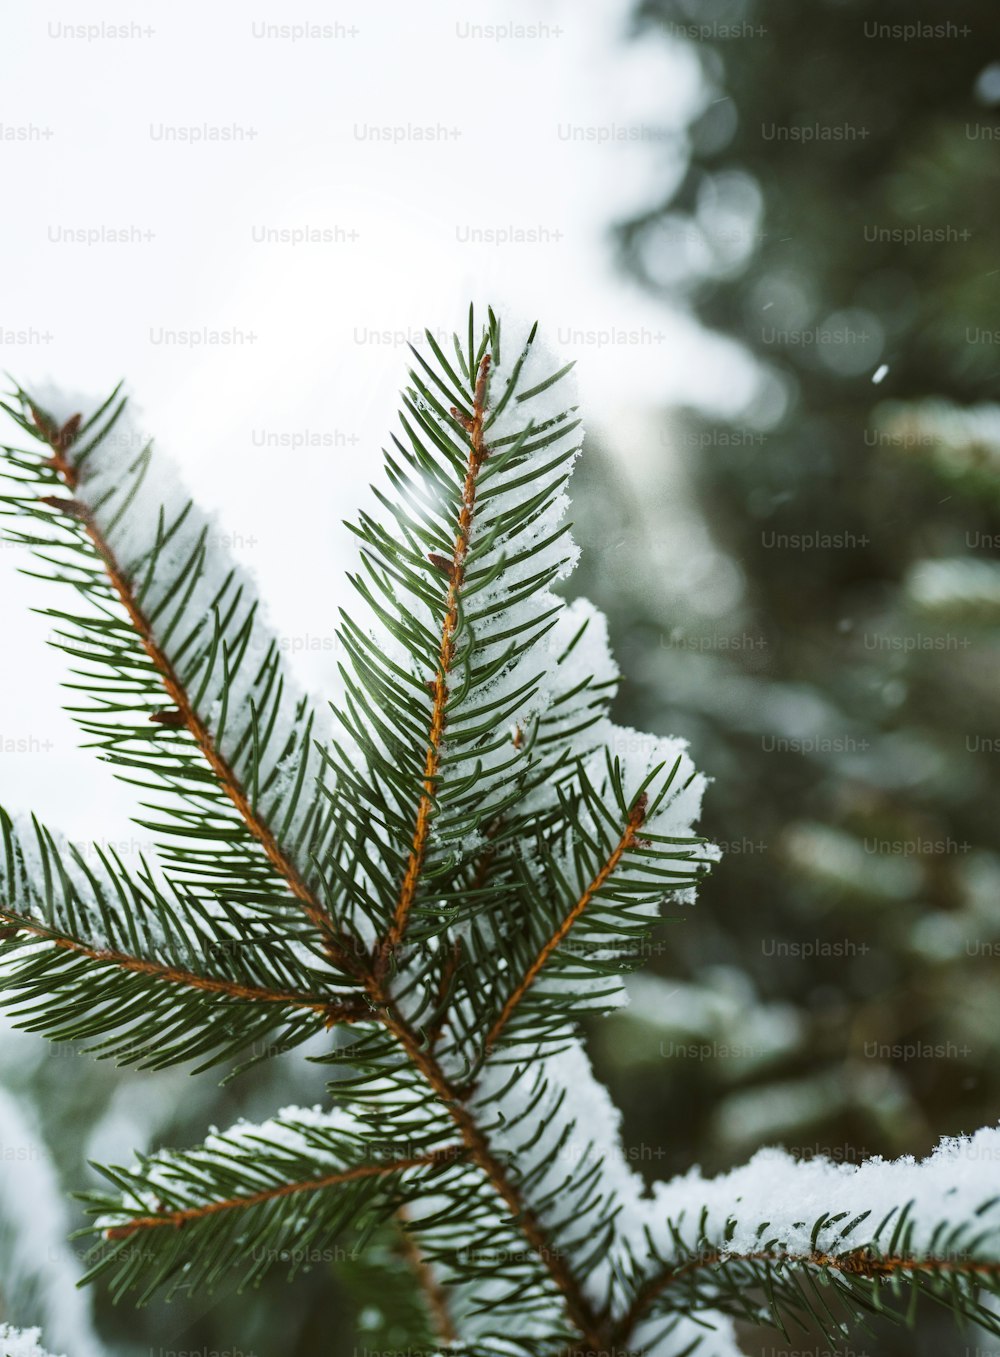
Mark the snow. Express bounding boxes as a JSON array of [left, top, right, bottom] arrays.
[[108, 1102, 367, 1193], [470, 1034, 652, 1311], [0, 1328, 66, 1357], [23, 382, 337, 875], [516, 712, 714, 1005], [637, 1123, 1000, 1266], [433, 321, 588, 806], [0, 1090, 102, 1357], [637, 1311, 745, 1356], [91, 1102, 392, 1235]]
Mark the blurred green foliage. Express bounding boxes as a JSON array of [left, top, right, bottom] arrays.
[[574, 1, 1000, 1351]]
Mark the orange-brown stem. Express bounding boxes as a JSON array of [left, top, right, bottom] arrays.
[[383, 1004, 607, 1349], [485, 795, 648, 1054], [612, 1245, 1000, 1348], [0, 913, 362, 1021], [34, 415, 366, 982], [379, 353, 492, 977], [397, 1206, 459, 1346], [105, 1146, 462, 1239]]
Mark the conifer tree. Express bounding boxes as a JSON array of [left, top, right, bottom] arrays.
[[1, 309, 999, 1356], [601, 9, 1000, 1302]]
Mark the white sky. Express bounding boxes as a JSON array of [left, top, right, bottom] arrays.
[[0, 0, 757, 841]]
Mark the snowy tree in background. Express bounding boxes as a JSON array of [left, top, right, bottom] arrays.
[[1, 309, 1000, 1356]]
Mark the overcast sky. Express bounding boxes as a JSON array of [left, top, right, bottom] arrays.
[[0, 0, 758, 843]]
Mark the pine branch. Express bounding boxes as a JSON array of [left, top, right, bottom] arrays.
[[0, 392, 375, 1015], [450, 751, 711, 1079], [0, 811, 355, 1071], [27, 411, 363, 978], [23, 311, 999, 1357], [484, 792, 648, 1054], [379, 351, 493, 977], [0, 913, 360, 1021], [80, 1110, 465, 1302], [379, 1002, 608, 1348], [612, 1130, 1000, 1345], [619, 1242, 1000, 1332], [614, 1245, 1000, 1347], [397, 1209, 460, 1347], [103, 1148, 462, 1239], [0, 315, 710, 1348], [320, 312, 586, 954]]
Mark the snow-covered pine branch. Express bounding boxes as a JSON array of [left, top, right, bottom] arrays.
[[0, 381, 356, 968], [0, 308, 997, 1357], [615, 1125, 1000, 1345]]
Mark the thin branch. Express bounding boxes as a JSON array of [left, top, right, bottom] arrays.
[[484, 794, 648, 1053], [33, 413, 366, 982], [104, 1146, 463, 1239], [425, 938, 463, 1050], [397, 1206, 459, 1346], [382, 1003, 607, 1350], [0, 912, 364, 1022], [379, 353, 492, 976], [613, 1245, 1000, 1346], [467, 813, 503, 897]]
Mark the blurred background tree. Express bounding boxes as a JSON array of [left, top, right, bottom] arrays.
[[572, 1, 1000, 1351]]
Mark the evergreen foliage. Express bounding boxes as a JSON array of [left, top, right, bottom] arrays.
[[1, 309, 999, 1355]]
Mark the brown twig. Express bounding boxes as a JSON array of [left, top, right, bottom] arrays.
[[105, 1146, 463, 1239], [611, 1245, 1000, 1348], [484, 795, 648, 1054], [0, 912, 363, 1022], [33, 411, 366, 982], [382, 1004, 607, 1349], [378, 354, 492, 978], [397, 1206, 459, 1346]]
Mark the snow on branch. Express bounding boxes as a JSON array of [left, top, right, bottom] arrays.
[[619, 1126, 1000, 1338], [0, 384, 353, 968]]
